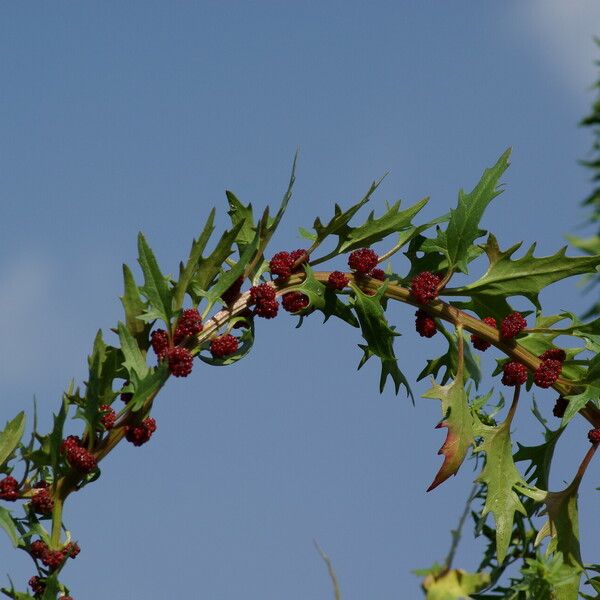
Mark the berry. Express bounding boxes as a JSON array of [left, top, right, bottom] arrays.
[[249, 283, 279, 319], [42, 549, 65, 570], [588, 428, 600, 444], [99, 405, 117, 430], [501, 361, 528, 387], [173, 308, 203, 344], [534, 359, 562, 389], [539, 348, 567, 363], [167, 346, 194, 378], [369, 268, 386, 281], [255, 299, 279, 319], [150, 329, 170, 359], [269, 249, 308, 279], [210, 334, 238, 358], [415, 309, 437, 338], [500, 312, 527, 339], [410, 272, 442, 305], [0, 476, 19, 501], [30, 540, 48, 559], [65, 542, 80, 559], [31, 487, 53, 514], [327, 271, 349, 290], [29, 575, 45, 596], [281, 291, 309, 313], [66, 446, 97, 474], [471, 317, 497, 351], [553, 396, 568, 418], [221, 275, 244, 306], [125, 417, 156, 447], [348, 248, 379, 274], [60, 435, 81, 455]]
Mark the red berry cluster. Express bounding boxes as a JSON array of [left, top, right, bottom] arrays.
[[30, 539, 79, 572], [415, 309, 437, 338], [501, 361, 528, 387], [471, 317, 497, 351], [553, 396, 568, 418], [500, 312, 527, 339], [410, 272, 442, 305], [0, 475, 19, 501], [29, 575, 45, 596], [150, 329, 170, 359], [173, 308, 203, 345], [125, 417, 156, 447], [348, 248, 379, 274], [167, 346, 194, 377], [249, 283, 279, 318], [369, 268, 385, 281], [60, 436, 97, 473], [327, 271, 349, 290], [282, 291, 310, 314], [210, 334, 239, 358], [31, 484, 54, 515], [534, 359, 563, 389], [269, 249, 308, 279], [99, 404, 116, 430], [539, 348, 567, 362], [588, 428, 600, 444], [221, 275, 244, 306]]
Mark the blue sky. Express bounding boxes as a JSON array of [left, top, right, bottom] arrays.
[[1, 2, 600, 598]]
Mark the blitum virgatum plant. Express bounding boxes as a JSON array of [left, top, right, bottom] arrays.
[[2, 150, 600, 599]]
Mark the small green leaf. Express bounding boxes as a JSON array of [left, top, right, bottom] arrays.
[[420, 567, 490, 600], [226, 191, 256, 253], [49, 396, 69, 473], [0, 412, 25, 471], [117, 322, 149, 380], [127, 363, 170, 413], [0, 507, 19, 547], [120, 263, 150, 347]]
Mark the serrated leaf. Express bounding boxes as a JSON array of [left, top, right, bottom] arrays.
[[226, 191, 256, 253], [423, 363, 474, 491], [447, 234, 600, 310], [138, 232, 174, 325], [117, 321, 149, 380], [49, 396, 69, 473], [0, 412, 25, 471], [474, 403, 527, 564], [350, 283, 412, 397], [442, 149, 511, 273], [126, 363, 170, 413], [0, 507, 19, 547], [120, 263, 150, 347]]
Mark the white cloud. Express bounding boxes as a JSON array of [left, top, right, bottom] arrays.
[[514, 0, 600, 95]]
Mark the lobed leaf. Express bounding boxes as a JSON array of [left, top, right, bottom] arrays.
[[121, 264, 150, 347], [0, 412, 25, 471]]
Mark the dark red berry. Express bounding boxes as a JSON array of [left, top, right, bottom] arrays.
[[0, 476, 19, 501], [173, 308, 203, 344], [30, 540, 48, 559], [99, 405, 116, 430], [42, 549, 65, 570], [348, 248, 379, 274], [249, 283, 279, 318], [281, 291, 310, 313], [66, 445, 97, 474], [221, 275, 244, 306], [500, 312, 527, 339], [65, 541, 80, 559], [327, 271, 349, 290], [410, 272, 442, 305], [290, 249, 308, 265], [369, 268, 386, 281], [31, 487, 54, 514], [470, 316, 496, 351], [589, 428, 600, 444], [415, 309, 437, 338], [539, 348, 566, 363], [534, 359, 562, 389], [553, 396, 568, 418], [210, 334, 239, 358], [167, 346, 194, 378], [60, 435, 81, 455], [150, 329, 170, 359], [29, 575, 45, 595], [254, 299, 279, 318], [269, 249, 307, 279], [125, 417, 157, 447], [501, 361, 528, 387]]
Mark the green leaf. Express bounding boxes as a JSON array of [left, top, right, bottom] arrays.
[[442, 148, 511, 273], [0, 412, 25, 471], [423, 364, 474, 491], [49, 396, 69, 473], [226, 191, 256, 253], [138, 232, 174, 325], [474, 402, 527, 563], [120, 263, 150, 347], [117, 322, 149, 380], [40, 574, 60, 600], [350, 283, 412, 397], [198, 324, 255, 367], [0, 507, 19, 547], [447, 234, 600, 310], [420, 567, 490, 600], [126, 363, 170, 413]]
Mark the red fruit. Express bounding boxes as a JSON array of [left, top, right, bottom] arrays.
[[369, 268, 386, 281], [167, 346, 194, 378], [30, 540, 48, 559], [539, 348, 566, 363], [65, 542, 80, 559], [254, 299, 279, 319], [470, 316, 496, 351], [31, 487, 54, 514], [0, 476, 19, 501], [173, 308, 203, 344], [66, 445, 97, 474], [269, 249, 307, 279], [588, 428, 600, 444], [42, 549, 65, 570], [249, 283, 279, 318], [221, 275, 244, 306], [415, 309, 437, 338], [410, 272, 442, 305], [99, 405, 117, 430], [150, 329, 170, 359], [29, 575, 45, 595], [281, 291, 310, 313], [553, 396, 568, 418], [348, 248, 379, 274], [534, 359, 562, 389], [500, 312, 527, 339], [501, 361, 528, 387], [327, 271, 349, 290], [60, 435, 82, 455], [290, 249, 308, 265], [125, 417, 157, 447], [210, 334, 238, 358]]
